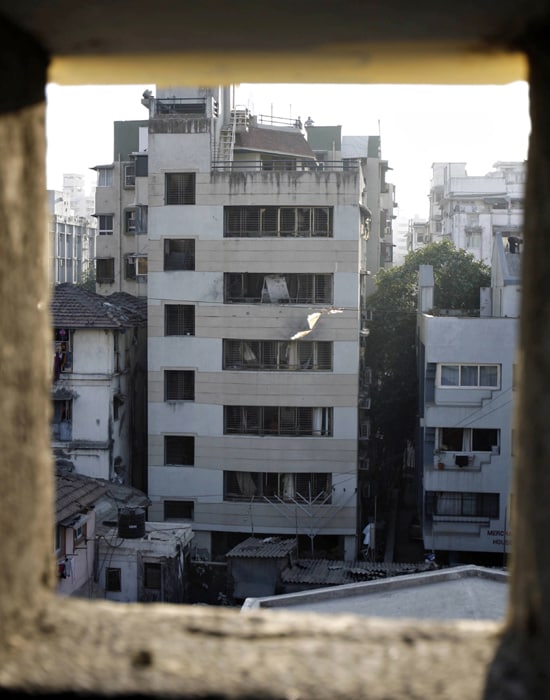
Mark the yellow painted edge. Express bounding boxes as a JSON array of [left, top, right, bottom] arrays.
[[48, 45, 527, 87]]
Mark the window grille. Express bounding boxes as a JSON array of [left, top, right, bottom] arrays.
[[97, 168, 113, 187], [223, 471, 332, 502], [224, 406, 332, 436], [125, 209, 136, 233], [224, 273, 332, 304], [224, 206, 332, 237], [124, 163, 135, 188], [96, 258, 114, 283], [165, 370, 195, 400], [223, 340, 332, 371], [425, 491, 499, 519], [164, 305, 195, 336], [165, 172, 196, 204], [98, 214, 114, 235]]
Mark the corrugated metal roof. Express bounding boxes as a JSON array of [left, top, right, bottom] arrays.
[[235, 127, 316, 159], [51, 284, 147, 329], [281, 559, 434, 586], [226, 536, 297, 559]]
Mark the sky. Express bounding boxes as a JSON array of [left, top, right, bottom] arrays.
[[45, 81, 531, 223]]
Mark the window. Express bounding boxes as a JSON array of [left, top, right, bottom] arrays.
[[125, 255, 148, 280], [224, 471, 332, 503], [54, 328, 72, 374], [223, 340, 332, 370], [165, 305, 195, 336], [224, 273, 333, 304], [439, 363, 500, 388], [164, 500, 194, 520], [105, 567, 121, 592], [96, 167, 113, 187], [143, 563, 161, 590], [164, 436, 195, 465], [224, 406, 332, 436], [52, 399, 72, 441], [224, 206, 333, 237], [124, 163, 135, 188], [165, 370, 195, 400], [438, 427, 499, 453], [96, 258, 115, 284], [136, 205, 148, 234], [124, 209, 136, 233], [135, 154, 148, 177], [165, 172, 196, 204], [98, 214, 114, 235], [164, 239, 195, 270], [425, 491, 499, 519]]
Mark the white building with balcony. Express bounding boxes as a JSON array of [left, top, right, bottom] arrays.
[[428, 161, 525, 265], [416, 233, 520, 562], [51, 284, 147, 491]]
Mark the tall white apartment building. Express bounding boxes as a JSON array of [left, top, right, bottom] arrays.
[[94, 86, 394, 561], [428, 161, 525, 264]]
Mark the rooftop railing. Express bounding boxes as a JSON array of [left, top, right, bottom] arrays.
[[212, 159, 360, 173]]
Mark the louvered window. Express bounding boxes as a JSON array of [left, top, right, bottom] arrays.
[[224, 273, 332, 304], [224, 206, 332, 237], [164, 305, 195, 336], [165, 172, 196, 204], [165, 370, 195, 400], [223, 339, 332, 370], [224, 471, 332, 503]]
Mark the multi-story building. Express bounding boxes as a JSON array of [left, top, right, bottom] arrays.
[[93, 117, 149, 297], [94, 86, 395, 561], [428, 161, 525, 264], [406, 217, 429, 254], [51, 284, 147, 490], [48, 177, 97, 285], [416, 232, 519, 563]]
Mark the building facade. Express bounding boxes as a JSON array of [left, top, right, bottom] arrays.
[[93, 86, 395, 561], [428, 161, 525, 265], [416, 232, 519, 562], [51, 284, 147, 490], [48, 177, 97, 285]]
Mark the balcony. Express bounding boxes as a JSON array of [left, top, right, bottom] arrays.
[[433, 451, 497, 472]]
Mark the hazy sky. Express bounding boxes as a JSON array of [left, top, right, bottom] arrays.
[[46, 81, 530, 222]]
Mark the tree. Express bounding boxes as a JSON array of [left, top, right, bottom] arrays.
[[364, 241, 491, 483]]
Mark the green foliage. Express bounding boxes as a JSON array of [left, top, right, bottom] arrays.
[[365, 241, 491, 469]]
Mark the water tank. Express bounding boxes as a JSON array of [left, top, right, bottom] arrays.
[[117, 507, 146, 539]]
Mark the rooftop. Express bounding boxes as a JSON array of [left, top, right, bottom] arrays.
[[242, 565, 508, 621], [52, 283, 147, 329]]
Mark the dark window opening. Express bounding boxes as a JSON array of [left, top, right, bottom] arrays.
[[425, 491, 499, 519], [164, 500, 194, 520], [143, 563, 161, 590], [96, 258, 115, 284], [165, 305, 195, 336], [224, 273, 332, 304], [164, 239, 195, 270], [106, 567, 121, 592], [224, 406, 332, 436], [164, 436, 195, 465], [165, 172, 196, 204], [223, 339, 332, 371], [165, 370, 195, 400], [224, 471, 332, 503], [224, 206, 332, 237]]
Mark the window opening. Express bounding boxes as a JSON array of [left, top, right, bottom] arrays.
[[165, 370, 195, 400], [164, 436, 195, 465], [165, 172, 196, 204], [164, 305, 195, 336], [164, 239, 195, 270]]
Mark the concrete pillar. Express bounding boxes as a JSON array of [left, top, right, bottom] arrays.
[[0, 18, 52, 647], [484, 30, 550, 698]]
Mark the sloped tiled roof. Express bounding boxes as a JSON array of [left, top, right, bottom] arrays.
[[56, 472, 107, 524], [235, 127, 316, 159], [51, 284, 147, 329], [226, 536, 297, 559]]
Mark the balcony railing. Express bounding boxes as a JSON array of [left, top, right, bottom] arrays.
[[212, 159, 360, 173]]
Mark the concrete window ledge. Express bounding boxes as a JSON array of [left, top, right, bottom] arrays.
[[0, 594, 502, 698]]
